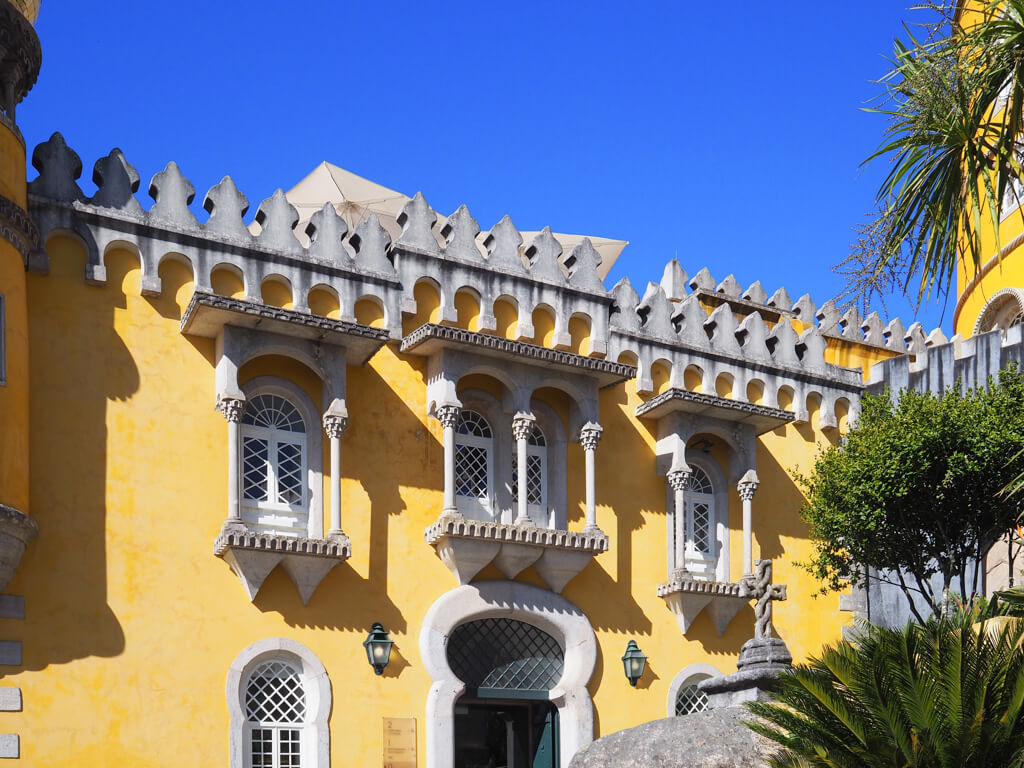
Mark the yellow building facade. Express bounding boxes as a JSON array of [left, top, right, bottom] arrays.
[[0, 4, 995, 767]]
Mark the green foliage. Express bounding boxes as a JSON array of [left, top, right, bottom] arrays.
[[850, 1, 1024, 310], [797, 366, 1024, 620], [745, 615, 1024, 768]]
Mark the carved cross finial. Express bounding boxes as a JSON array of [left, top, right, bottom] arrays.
[[91, 148, 142, 214], [29, 132, 84, 202], [565, 238, 604, 293], [148, 161, 198, 228], [744, 559, 787, 640]]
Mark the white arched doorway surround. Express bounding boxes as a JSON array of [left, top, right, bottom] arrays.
[[419, 580, 598, 768]]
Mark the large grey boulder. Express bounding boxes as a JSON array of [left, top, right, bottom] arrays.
[[569, 707, 772, 768]]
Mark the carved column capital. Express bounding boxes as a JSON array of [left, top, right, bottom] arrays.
[[512, 414, 536, 442], [435, 404, 461, 430], [667, 469, 691, 492], [578, 424, 603, 452], [216, 396, 245, 424], [322, 414, 348, 440], [737, 480, 759, 502]]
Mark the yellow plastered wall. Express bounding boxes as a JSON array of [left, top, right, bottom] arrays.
[[0, 123, 29, 514], [8, 234, 880, 766]]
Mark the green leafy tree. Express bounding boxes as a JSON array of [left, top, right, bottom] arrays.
[[745, 615, 1024, 768], [798, 366, 1024, 623]]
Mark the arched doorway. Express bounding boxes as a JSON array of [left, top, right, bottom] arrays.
[[449, 618, 562, 768], [420, 582, 597, 768]]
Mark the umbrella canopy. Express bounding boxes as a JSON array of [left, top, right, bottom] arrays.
[[277, 161, 627, 281]]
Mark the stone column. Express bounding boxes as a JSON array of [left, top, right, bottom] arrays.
[[512, 414, 536, 525], [437, 405, 461, 517], [323, 414, 349, 537], [579, 424, 603, 532], [216, 396, 246, 528], [667, 468, 691, 578], [738, 471, 760, 577]]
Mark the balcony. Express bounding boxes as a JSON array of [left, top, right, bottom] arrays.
[[424, 515, 608, 593], [657, 574, 751, 636]]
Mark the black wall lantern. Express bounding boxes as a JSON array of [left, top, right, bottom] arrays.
[[621, 640, 647, 686], [363, 622, 394, 675]]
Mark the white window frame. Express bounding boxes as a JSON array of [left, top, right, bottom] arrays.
[[454, 409, 495, 520], [666, 460, 722, 578], [227, 638, 331, 768], [685, 465, 716, 571], [244, 659, 305, 768], [238, 378, 323, 539], [666, 663, 720, 717], [241, 394, 309, 536]]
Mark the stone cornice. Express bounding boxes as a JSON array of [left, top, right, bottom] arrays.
[[214, 528, 351, 559], [0, 194, 37, 264], [425, 516, 609, 553], [401, 323, 635, 387], [636, 388, 795, 434], [657, 577, 746, 599]]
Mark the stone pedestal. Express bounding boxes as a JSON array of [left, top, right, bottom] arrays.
[[699, 636, 792, 709]]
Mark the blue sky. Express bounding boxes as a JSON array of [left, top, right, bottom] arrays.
[[20, 1, 948, 332]]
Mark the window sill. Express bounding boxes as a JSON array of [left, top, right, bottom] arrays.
[[657, 575, 750, 637], [214, 523, 350, 605], [424, 513, 608, 593]]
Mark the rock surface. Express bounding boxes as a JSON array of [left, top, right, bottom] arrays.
[[569, 707, 772, 768]]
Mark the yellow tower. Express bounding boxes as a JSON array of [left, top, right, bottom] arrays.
[[0, 0, 40, 588]]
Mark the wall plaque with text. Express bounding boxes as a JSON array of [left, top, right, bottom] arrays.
[[383, 716, 416, 768]]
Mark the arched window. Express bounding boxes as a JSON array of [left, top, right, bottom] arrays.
[[511, 423, 548, 526], [674, 674, 711, 715], [245, 660, 306, 767], [688, 466, 714, 557], [228, 638, 331, 768], [455, 410, 494, 519], [241, 393, 308, 536]]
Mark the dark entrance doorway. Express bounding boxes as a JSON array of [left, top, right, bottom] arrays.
[[454, 697, 558, 768]]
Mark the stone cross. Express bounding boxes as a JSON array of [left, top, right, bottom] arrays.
[[742, 559, 787, 640]]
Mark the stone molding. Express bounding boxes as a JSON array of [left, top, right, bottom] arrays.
[[321, 413, 347, 440], [214, 526, 350, 605], [737, 479, 758, 502], [511, 413, 536, 441], [215, 395, 244, 423], [0, 503, 36, 593], [401, 322, 635, 385], [0, 193, 37, 265], [226, 637, 331, 768], [578, 424, 602, 451], [425, 515, 608, 593], [657, 577, 749, 636], [666, 468, 691, 492], [419, 581, 597, 768]]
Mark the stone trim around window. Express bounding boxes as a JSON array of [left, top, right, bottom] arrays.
[[226, 637, 331, 768], [666, 663, 721, 718], [419, 581, 597, 768]]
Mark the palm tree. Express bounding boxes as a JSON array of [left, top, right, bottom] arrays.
[[745, 615, 1024, 768], [851, 1, 1024, 311]]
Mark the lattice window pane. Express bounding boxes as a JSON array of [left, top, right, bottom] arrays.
[[276, 442, 304, 505], [243, 437, 269, 502], [675, 684, 709, 716], [246, 661, 306, 724], [691, 501, 711, 553], [251, 728, 274, 767], [457, 410, 492, 438], [244, 394, 306, 433], [280, 729, 302, 767], [526, 455, 543, 505], [447, 618, 564, 692], [456, 444, 489, 499]]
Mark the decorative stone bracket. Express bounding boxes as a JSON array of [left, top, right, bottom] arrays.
[[0, 504, 36, 593], [214, 524, 350, 605], [425, 515, 608, 593], [657, 576, 750, 636]]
